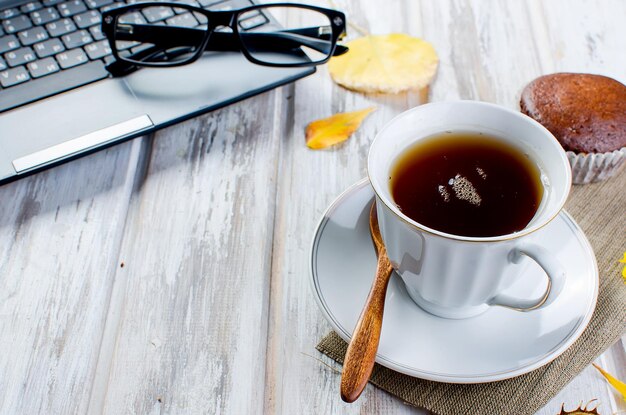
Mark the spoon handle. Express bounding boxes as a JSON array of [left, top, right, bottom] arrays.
[[340, 249, 393, 403]]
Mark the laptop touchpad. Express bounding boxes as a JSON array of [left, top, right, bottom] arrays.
[[0, 78, 149, 176]]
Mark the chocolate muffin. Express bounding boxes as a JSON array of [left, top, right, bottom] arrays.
[[520, 73, 626, 183]]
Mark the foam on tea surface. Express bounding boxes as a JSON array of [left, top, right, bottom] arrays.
[[390, 133, 543, 237], [448, 174, 482, 206]]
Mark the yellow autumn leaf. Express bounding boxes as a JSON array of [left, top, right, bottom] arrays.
[[593, 363, 626, 401], [328, 33, 438, 94], [306, 107, 376, 150], [619, 252, 626, 283]]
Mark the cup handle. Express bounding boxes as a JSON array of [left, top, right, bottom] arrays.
[[489, 242, 566, 311]]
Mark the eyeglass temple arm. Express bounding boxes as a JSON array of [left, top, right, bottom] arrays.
[[219, 31, 349, 56], [113, 23, 202, 46]]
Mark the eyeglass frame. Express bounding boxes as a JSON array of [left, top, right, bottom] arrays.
[[101, 2, 347, 72]]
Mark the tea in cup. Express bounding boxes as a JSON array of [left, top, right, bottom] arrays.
[[368, 101, 572, 319]]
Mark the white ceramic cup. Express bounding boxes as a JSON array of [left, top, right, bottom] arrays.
[[368, 101, 572, 319]]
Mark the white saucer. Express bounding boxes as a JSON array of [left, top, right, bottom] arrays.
[[310, 179, 598, 383]]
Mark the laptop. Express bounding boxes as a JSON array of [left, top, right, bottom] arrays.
[[0, 0, 314, 185]]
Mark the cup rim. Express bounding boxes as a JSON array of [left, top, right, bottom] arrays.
[[367, 100, 572, 243]]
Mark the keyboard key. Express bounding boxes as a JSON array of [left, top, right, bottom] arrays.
[[57, 0, 87, 17], [21, 2, 43, 13], [18, 26, 49, 46], [0, 61, 107, 112], [172, 0, 200, 11], [33, 37, 65, 57], [3, 15, 33, 34], [86, 0, 113, 9], [100, 2, 123, 12], [0, 26, 4, 36], [55, 47, 87, 68], [0, 34, 20, 53], [27, 56, 60, 77], [166, 12, 198, 28], [73, 9, 101, 28], [30, 7, 60, 25], [118, 11, 146, 25], [236, 9, 259, 21], [239, 13, 266, 30], [0, 66, 30, 87], [197, 0, 225, 7], [1, 8, 21, 19], [130, 42, 151, 53], [0, 57, 7, 71], [209, 2, 233, 11], [142, 6, 174, 23], [61, 29, 92, 48], [115, 40, 138, 51], [84, 39, 111, 60], [5, 47, 37, 67], [45, 18, 76, 37], [88, 24, 105, 40], [42, 0, 64, 6]]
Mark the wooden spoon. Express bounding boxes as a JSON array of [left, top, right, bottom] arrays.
[[340, 203, 394, 403]]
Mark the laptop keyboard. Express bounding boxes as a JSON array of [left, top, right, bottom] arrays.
[[0, 0, 267, 113]]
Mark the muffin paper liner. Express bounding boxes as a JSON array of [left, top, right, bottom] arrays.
[[568, 147, 626, 184]]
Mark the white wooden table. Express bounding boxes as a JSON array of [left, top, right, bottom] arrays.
[[1, 1, 624, 414]]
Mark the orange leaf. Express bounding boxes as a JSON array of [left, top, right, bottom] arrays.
[[306, 107, 376, 150], [593, 363, 626, 401]]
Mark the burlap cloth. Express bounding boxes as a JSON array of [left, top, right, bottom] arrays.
[[316, 172, 626, 415]]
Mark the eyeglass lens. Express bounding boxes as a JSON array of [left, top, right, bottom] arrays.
[[113, 5, 209, 65], [237, 6, 335, 65]]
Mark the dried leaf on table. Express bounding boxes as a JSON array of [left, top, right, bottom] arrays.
[[328, 33, 439, 94], [305, 107, 376, 150], [593, 363, 626, 401], [557, 401, 600, 414]]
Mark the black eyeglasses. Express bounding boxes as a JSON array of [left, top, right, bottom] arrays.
[[101, 2, 348, 77]]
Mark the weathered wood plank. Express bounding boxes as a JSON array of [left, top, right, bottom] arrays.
[[96, 93, 284, 414], [264, 1, 426, 413], [527, 0, 626, 82], [527, 1, 626, 413], [0, 141, 139, 414], [264, 82, 422, 415]]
